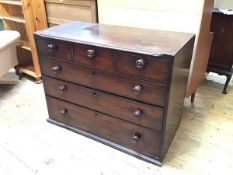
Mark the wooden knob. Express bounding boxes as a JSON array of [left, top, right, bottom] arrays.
[[60, 109, 67, 116], [59, 85, 67, 92], [132, 132, 141, 143], [133, 109, 143, 118], [47, 43, 57, 52], [51, 65, 61, 73], [136, 58, 146, 69], [133, 84, 143, 95], [87, 49, 96, 58]]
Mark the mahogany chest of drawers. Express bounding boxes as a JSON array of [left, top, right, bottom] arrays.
[[35, 21, 195, 166]]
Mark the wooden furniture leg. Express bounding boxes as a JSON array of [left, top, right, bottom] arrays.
[[223, 74, 232, 94], [191, 92, 196, 103], [35, 77, 42, 84], [15, 67, 23, 80]]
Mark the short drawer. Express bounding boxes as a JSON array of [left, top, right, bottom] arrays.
[[40, 59, 166, 106], [116, 52, 170, 82], [73, 44, 114, 71], [46, 96, 161, 157], [36, 38, 72, 61], [43, 76, 164, 131]]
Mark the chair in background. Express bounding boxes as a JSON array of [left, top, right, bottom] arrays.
[[0, 30, 20, 78]]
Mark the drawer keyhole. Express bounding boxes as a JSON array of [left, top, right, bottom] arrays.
[[93, 91, 97, 96]]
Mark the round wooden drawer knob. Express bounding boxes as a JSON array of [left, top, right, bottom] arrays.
[[133, 84, 143, 94], [87, 49, 96, 58], [47, 43, 57, 52], [60, 109, 68, 116], [132, 132, 142, 143], [136, 58, 146, 69], [133, 109, 143, 118], [51, 65, 61, 73], [59, 85, 67, 92]]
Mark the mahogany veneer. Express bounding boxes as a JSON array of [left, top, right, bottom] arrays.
[[35, 21, 195, 165]]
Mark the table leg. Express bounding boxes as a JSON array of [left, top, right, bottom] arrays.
[[223, 74, 232, 94], [191, 92, 196, 103]]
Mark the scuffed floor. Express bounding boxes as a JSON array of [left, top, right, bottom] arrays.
[[0, 73, 232, 175]]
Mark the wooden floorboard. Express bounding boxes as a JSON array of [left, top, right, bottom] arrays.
[[0, 72, 232, 175]]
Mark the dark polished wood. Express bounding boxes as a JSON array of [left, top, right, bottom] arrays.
[[35, 21, 195, 166], [160, 38, 195, 158], [116, 52, 170, 82], [46, 96, 161, 157], [37, 37, 73, 61], [40, 58, 167, 106], [43, 76, 164, 131], [73, 44, 114, 71], [35, 21, 194, 56], [39, 40, 171, 83], [207, 9, 233, 94]]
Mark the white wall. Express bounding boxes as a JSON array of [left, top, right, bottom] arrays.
[[98, 0, 205, 34], [214, 0, 233, 10]]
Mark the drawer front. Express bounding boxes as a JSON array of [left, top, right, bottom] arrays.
[[43, 76, 164, 131], [46, 96, 161, 157], [45, 0, 97, 24], [40, 59, 166, 106], [45, 0, 94, 5], [116, 52, 170, 82], [73, 44, 114, 71], [36, 38, 72, 61]]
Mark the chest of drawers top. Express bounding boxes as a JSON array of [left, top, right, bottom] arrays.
[[35, 21, 194, 57]]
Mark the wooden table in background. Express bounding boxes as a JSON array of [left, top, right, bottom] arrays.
[[207, 9, 233, 94]]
